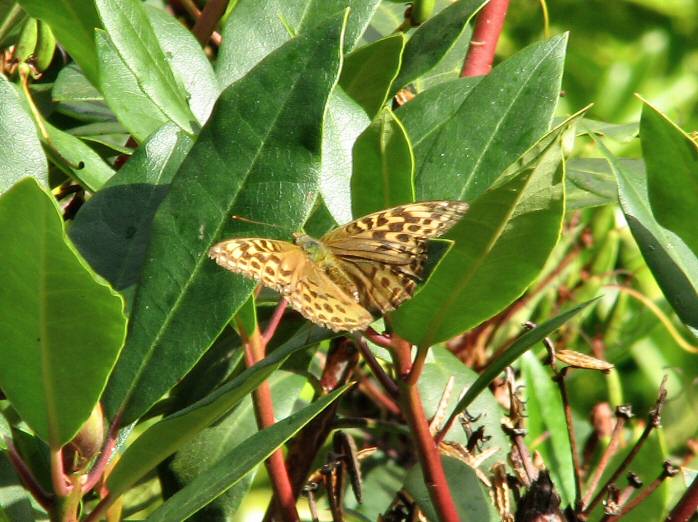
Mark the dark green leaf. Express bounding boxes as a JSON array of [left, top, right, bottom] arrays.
[[404, 456, 497, 521], [340, 33, 405, 117], [351, 107, 414, 217], [441, 299, 597, 432], [641, 101, 698, 258], [103, 14, 346, 425], [393, 0, 486, 90], [0, 178, 126, 447], [216, 0, 381, 88], [344, 451, 406, 518], [0, 75, 47, 191], [69, 124, 193, 296], [392, 114, 577, 346], [17, 0, 101, 85], [598, 138, 698, 336], [94, 0, 195, 133], [0, 454, 39, 522], [406, 35, 567, 202], [566, 157, 622, 210]]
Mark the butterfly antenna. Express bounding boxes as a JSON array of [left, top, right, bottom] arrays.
[[231, 215, 285, 230]]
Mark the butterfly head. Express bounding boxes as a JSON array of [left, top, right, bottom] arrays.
[[293, 232, 329, 263]]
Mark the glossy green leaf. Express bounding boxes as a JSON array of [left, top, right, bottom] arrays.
[[340, 33, 405, 117], [392, 115, 575, 346], [641, 101, 698, 258], [163, 370, 307, 520], [0, 454, 38, 522], [522, 351, 575, 506], [393, 0, 486, 90], [442, 299, 596, 432], [103, 14, 346, 425], [16, 0, 101, 85], [419, 347, 507, 467], [404, 456, 497, 521], [321, 86, 371, 224], [404, 35, 567, 202], [0, 75, 47, 191], [598, 139, 698, 335], [43, 121, 114, 191], [69, 124, 193, 293], [95, 30, 169, 142], [351, 107, 414, 218], [145, 6, 219, 126], [216, 0, 381, 88], [95, 0, 195, 133], [51, 63, 114, 122], [0, 178, 126, 447], [146, 387, 347, 522], [107, 325, 330, 497]]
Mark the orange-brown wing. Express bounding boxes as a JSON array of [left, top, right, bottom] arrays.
[[321, 201, 468, 313], [209, 238, 373, 332]]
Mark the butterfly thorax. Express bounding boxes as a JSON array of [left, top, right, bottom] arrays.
[[293, 233, 361, 302]]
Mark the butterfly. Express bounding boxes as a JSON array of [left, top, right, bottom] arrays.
[[209, 201, 468, 332]]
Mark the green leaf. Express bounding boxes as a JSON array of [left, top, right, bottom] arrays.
[[216, 0, 381, 88], [68, 124, 193, 293], [0, 75, 47, 191], [163, 370, 307, 520], [43, 121, 114, 191], [146, 386, 347, 522], [344, 451, 406, 517], [145, 6, 219, 126], [340, 33, 405, 117], [0, 178, 126, 447], [393, 0, 486, 90], [51, 63, 114, 123], [392, 114, 576, 346], [0, 454, 39, 522], [522, 351, 575, 506], [442, 299, 597, 432], [404, 456, 497, 521], [94, 0, 195, 133], [107, 324, 331, 498], [418, 347, 507, 467], [641, 100, 698, 258], [598, 139, 698, 336], [566, 157, 622, 210], [320, 86, 371, 224], [103, 14, 346, 425], [406, 35, 567, 202], [351, 107, 415, 217], [16, 0, 101, 85], [94, 30, 169, 142]]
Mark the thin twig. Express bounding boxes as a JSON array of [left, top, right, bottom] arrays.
[[354, 337, 399, 398], [584, 376, 669, 515], [262, 299, 288, 345], [582, 405, 633, 509], [666, 474, 698, 521], [605, 462, 678, 521], [554, 366, 583, 506]]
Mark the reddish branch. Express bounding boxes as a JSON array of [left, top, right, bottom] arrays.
[[667, 475, 698, 521], [191, 0, 229, 46], [461, 0, 510, 77], [239, 308, 299, 522]]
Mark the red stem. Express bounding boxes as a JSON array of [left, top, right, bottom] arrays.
[[50, 447, 71, 498], [391, 335, 459, 522], [82, 414, 121, 494], [191, 0, 229, 46], [5, 438, 52, 510], [461, 0, 510, 77], [241, 325, 299, 522], [262, 299, 288, 345]]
